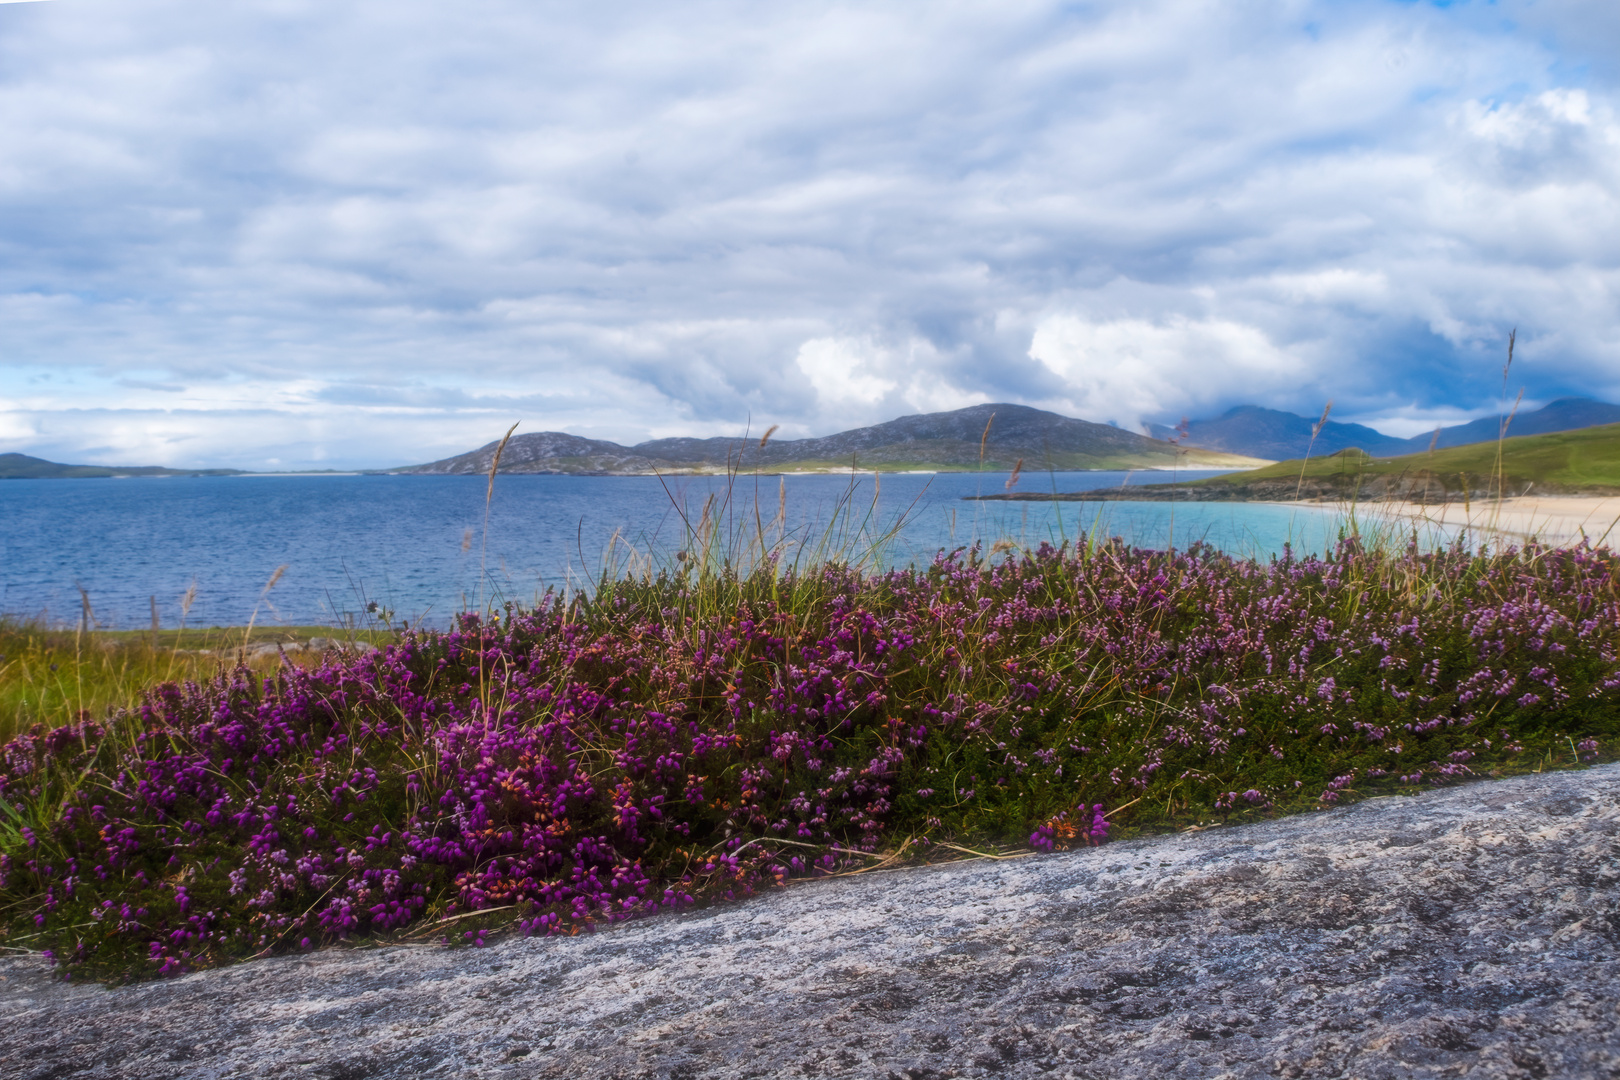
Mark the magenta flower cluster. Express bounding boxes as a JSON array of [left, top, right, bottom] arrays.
[[0, 536, 1614, 980]]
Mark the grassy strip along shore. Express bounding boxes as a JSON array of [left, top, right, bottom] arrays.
[[975, 422, 1620, 502], [1, 537, 1616, 981], [0, 625, 394, 746]]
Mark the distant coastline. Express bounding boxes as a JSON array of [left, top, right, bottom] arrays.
[[1, 463, 1230, 480], [0, 452, 369, 481], [969, 423, 1620, 506], [12, 396, 1620, 483]]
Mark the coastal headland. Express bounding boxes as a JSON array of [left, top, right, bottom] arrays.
[[973, 423, 1620, 510]]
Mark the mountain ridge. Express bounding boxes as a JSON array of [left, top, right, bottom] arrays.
[[10, 398, 1618, 478], [1148, 397, 1620, 461], [398, 403, 1270, 476]]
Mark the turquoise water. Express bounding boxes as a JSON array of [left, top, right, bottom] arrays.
[[0, 470, 1359, 629]]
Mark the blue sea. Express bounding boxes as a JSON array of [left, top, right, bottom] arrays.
[[0, 470, 1362, 630]]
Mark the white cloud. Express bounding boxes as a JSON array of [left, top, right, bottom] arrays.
[[795, 338, 897, 408], [0, 0, 1615, 466], [1030, 315, 1306, 429], [793, 335, 984, 428]]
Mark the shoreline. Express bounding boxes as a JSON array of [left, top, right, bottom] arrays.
[[972, 489, 1620, 549], [1267, 494, 1620, 547]]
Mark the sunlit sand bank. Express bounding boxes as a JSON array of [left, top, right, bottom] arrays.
[[1277, 495, 1620, 548]]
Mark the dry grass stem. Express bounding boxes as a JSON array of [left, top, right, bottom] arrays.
[[1295, 401, 1333, 502]]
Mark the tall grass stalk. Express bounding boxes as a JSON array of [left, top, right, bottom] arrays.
[[638, 448, 932, 631], [1294, 401, 1333, 502], [237, 565, 288, 664], [474, 422, 520, 713], [1491, 331, 1525, 531]]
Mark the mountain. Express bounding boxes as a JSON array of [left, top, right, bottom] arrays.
[[1150, 398, 1620, 461], [400, 433, 668, 476], [1149, 406, 1411, 460], [1412, 397, 1620, 451], [0, 453, 243, 480], [399, 404, 1272, 476]]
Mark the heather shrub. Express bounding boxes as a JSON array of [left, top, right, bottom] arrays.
[[1, 536, 1615, 981]]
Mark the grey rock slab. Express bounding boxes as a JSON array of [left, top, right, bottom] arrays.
[[304, 639, 376, 654], [2, 765, 1618, 1079]]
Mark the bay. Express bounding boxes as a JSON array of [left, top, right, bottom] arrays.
[[0, 470, 1359, 630]]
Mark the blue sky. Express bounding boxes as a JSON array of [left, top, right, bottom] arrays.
[[0, 0, 1617, 468]]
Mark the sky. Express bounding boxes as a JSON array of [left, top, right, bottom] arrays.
[[0, 0, 1617, 470]]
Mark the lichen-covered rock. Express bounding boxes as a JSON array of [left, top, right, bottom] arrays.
[[3, 765, 1617, 1079]]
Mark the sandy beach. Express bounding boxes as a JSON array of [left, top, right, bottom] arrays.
[[1282, 495, 1620, 548]]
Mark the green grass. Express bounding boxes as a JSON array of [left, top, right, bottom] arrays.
[[0, 622, 395, 744], [1193, 422, 1620, 495]]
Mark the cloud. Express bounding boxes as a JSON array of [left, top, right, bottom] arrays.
[[0, 0, 1616, 466], [796, 339, 897, 408], [1031, 315, 1307, 429], [117, 378, 186, 393]]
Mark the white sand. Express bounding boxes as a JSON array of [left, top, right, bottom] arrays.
[[1278, 495, 1620, 548]]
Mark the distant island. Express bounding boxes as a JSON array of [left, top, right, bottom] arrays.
[[973, 422, 1620, 503], [0, 454, 246, 480], [0, 454, 362, 481]]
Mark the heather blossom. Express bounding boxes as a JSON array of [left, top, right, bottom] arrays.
[[0, 535, 1615, 980]]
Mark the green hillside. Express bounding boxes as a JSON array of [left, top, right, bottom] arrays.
[[978, 423, 1620, 502], [1213, 422, 1620, 495]]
